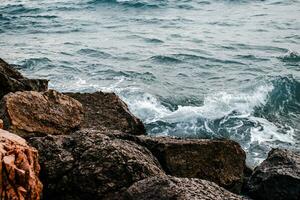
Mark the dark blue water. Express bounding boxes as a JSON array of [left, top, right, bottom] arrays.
[[1, 0, 300, 166]]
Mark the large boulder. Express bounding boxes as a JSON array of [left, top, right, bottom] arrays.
[[0, 129, 43, 200], [0, 90, 84, 138], [65, 92, 146, 135], [143, 137, 246, 193], [29, 129, 164, 200], [246, 148, 300, 200], [0, 58, 48, 99], [117, 135, 246, 193], [125, 175, 249, 200]]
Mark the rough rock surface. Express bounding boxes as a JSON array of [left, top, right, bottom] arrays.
[[0, 90, 84, 137], [125, 175, 249, 200], [0, 58, 48, 99], [0, 119, 3, 129], [246, 148, 300, 200], [65, 92, 146, 135], [127, 135, 246, 193], [29, 129, 164, 200], [0, 129, 43, 200]]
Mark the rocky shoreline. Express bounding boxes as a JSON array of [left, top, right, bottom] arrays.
[[0, 58, 299, 200]]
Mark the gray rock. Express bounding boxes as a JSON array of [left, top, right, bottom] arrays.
[[65, 92, 146, 135], [0, 58, 48, 98], [29, 129, 164, 200], [246, 148, 300, 200], [125, 175, 249, 200]]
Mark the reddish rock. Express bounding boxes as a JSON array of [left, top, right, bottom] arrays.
[[0, 58, 48, 99], [0, 90, 84, 138], [125, 175, 249, 200], [0, 129, 43, 200], [65, 92, 146, 135]]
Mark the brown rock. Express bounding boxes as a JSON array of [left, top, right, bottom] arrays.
[[65, 92, 146, 135], [0, 90, 84, 138], [0, 58, 48, 99], [246, 148, 300, 200], [122, 135, 246, 193], [0, 129, 43, 200], [125, 175, 249, 200], [29, 129, 164, 200], [0, 119, 3, 129]]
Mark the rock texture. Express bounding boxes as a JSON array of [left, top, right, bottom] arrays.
[[0, 129, 42, 200], [65, 92, 146, 135], [132, 136, 246, 193], [125, 175, 249, 200], [107, 132, 246, 193], [0, 58, 48, 99], [0, 90, 84, 138], [29, 129, 164, 200], [246, 148, 300, 200], [0, 119, 3, 129]]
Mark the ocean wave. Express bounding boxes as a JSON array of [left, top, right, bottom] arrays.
[[88, 0, 165, 8], [279, 51, 300, 63], [113, 76, 299, 166]]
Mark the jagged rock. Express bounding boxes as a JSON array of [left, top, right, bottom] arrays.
[[112, 134, 246, 193], [0, 58, 48, 99], [0, 90, 84, 138], [29, 129, 164, 200], [0, 129, 43, 200], [125, 175, 249, 200], [246, 148, 300, 200], [65, 92, 146, 135]]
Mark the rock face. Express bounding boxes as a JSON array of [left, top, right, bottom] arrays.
[[0, 90, 84, 138], [29, 129, 164, 200], [0, 129, 43, 200], [135, 136, 246, 193], [65, 92, 146, 135], [0, 58, 48, 99], [125, 175, 248, 200], [246, 148, 300, 200]]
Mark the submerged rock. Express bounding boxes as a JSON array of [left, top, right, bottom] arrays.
[[65, 92, 146, 135], [0, 90, 84, 138], [0, 58, 48, 99], [0, 129, 43, 200], [246, 148, 300, 200], [29, 129, 164, 200], [125, 175, 249, 200]]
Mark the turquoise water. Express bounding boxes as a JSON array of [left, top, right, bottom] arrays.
[[1, 0, 300, 166]]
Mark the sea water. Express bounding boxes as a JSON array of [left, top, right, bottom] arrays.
[[1, 0, 300, 166]]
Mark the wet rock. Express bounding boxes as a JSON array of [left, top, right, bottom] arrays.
[[246, 148, 300, 200], [125, 175, 249, 200], [29, 129, 164, 200], [0, 90, 84, 138], [65, 92, 146, 135], [0, 58, 48, 98], [127, 136, 246, 193], [0, 129, 43, 200]]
